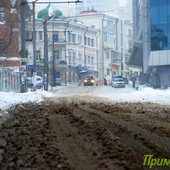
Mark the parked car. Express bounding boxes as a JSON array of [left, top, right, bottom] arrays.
[[112, 75, 125, 88], [83, 76, 95, 86]]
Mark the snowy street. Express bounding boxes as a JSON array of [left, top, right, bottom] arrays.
[[0, 86, 170, 169], [1, 85, 170, 111]]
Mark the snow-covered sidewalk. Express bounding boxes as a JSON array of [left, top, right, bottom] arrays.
[[92, 86, 170, 105], [0, 90, 55, 111]]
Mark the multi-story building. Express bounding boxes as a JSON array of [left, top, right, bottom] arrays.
[[133, 0, 170, 87], [104, 10, 139, 79], [0, 0, 20, 68], [73, 11, 135, 85], [26, 5, 99, 85]]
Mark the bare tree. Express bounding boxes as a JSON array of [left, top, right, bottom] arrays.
[[0, 0, 31, 56]]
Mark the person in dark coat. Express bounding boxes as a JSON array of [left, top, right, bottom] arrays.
[[132, 77, 136, 88]]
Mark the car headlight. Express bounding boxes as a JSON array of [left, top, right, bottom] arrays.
[[91, 79, 94, 83], [84, 80, 87, 83]]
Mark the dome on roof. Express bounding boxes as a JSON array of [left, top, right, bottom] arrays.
[[37, 4, 62, 19]]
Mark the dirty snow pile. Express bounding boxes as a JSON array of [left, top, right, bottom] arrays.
[[93, 86, 170, 105], [0, 90, 55, 111]]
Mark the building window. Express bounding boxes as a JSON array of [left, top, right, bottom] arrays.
[[0, 39, 6, 56], [128, 29, 132, 38], [72, 34, 76, 43], [68, 31, 71, 42], [36, 50, 41, 61], [39, 31, 43, 41], [84, 55, 87, 66], [107, 69, 110, 75], [104, 33, 115, 44], [25, 31, 33, 41], [73, 52, 75, 64], [91, 56, 94, 65], [78, 53, 81, 64], [150, 3, 170, 51], [91, 39, 94, 47], [128, 41, 133, 51], [84, 37, 87, 45], [88, 38, 90, 46], [78, 35, 82, 44], [68, 50, 71, 63], [54, 50, 60, 64], [53, 31, 58, 42], [0, 7, 5, 23], [88, 56, 90, 65], [106, 52, 110, 59]]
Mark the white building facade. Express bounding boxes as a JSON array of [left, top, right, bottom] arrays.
[[25, 18, 99, 85]]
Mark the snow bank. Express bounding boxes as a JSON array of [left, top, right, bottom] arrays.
[[0, 90, 55, 111], [93, 87, 170, 105]]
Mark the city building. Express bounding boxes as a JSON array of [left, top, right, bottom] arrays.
[[73, 11, 135, 85], [0, 0, 20, 68], [26, 5, 99, 85], [133, 0, 170, 88], [104, 11, 139, 79]]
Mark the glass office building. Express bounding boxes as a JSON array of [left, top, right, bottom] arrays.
[[150, 0, 170, 51], [132, 0, 170, 87]]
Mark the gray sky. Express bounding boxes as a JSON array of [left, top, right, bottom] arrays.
[[119, 0, 128, 6], [29, 0, 130, 17]]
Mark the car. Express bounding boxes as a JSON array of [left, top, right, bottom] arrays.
[[83, 76, 95, 86], [112, 75, 125, 88]]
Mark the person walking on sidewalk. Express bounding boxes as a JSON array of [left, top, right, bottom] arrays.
[[135, 79, 139, 90], [132, 76, 136, 88]]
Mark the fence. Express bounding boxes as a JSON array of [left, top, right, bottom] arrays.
[[0, 67, 21, 93]]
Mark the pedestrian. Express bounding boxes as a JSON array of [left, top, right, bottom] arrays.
[[132, 76, 136, 88], [135, 79, 139, 90], [104, 75, 107, 86]]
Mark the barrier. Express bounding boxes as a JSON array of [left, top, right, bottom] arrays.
[[0, 67, 21, 93]]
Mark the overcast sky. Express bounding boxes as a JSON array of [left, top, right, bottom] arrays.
[[119, 0, 128, 6], [29, 0, 130, 17]]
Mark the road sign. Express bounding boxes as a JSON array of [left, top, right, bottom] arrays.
[[40, 58, 45, 70], [40, 58, 44, 63], [19, 49, 28, 58]]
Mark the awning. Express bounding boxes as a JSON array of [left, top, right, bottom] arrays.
[[69, 65, 97, 74], [69, 65, 77, 70]]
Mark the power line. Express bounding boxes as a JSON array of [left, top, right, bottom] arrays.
[[27, 0, 82, 4]]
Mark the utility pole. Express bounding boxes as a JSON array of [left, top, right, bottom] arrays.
[[32, 0, 38, 91], [19, 0, 28, 93], [33, 1, 37, 73], [52, 19, 55, 87], [43, 17, 49, 91], [20, 0, 25, 53]]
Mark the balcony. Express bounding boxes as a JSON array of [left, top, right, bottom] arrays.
[[112, 57, 121, 64], [48, 39, 66, 45], [56, 60, 68, 68]]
